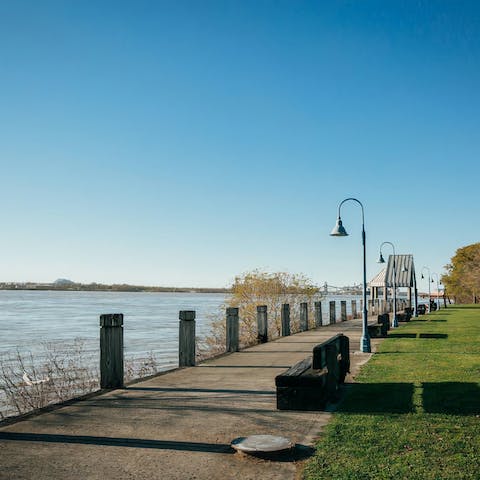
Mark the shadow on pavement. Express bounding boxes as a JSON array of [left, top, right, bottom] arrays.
[[126, 387, 275, 395], [0, 432, 234, 454]]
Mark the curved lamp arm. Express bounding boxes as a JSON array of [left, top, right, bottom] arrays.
[[337, 198, 365, 226]]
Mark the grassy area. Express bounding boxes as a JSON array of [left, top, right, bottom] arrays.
[[303, 305, 480, 480]]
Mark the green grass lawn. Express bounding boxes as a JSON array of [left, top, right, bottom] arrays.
[[303, 305, 480, 480]]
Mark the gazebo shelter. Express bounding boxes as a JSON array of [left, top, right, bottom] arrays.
[[369, 254, 418, 315]]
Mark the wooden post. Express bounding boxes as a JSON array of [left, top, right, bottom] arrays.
[[226, 307, 239, 352], [351, 300, 357, 319], [257, 305, 268, 343], [340, 301, 347, 322], [179, 310, 196, 367], [300, 302, 309, 331], [314, 301, 323, 327], [281, 304, 290, 337], [100, 313, 124, 389], [329, 301, 336, 324], [378, 299, 384, 314]]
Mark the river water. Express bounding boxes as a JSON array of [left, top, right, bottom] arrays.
[[0, 290, 365, 417], [0, 290, 228, 372], [0, 290, 366, 368]]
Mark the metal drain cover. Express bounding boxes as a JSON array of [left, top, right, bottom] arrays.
[[231, 435, 294, 454]]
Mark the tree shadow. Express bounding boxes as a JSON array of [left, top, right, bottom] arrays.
[[450, 306, 480, 309], [338, 383, 414, 414], [418, 333, 448, 339], [126, 387, 275, 395], [199, 365, 292, 369], [237, 350, 313, 354], [422, 382, 480, 415], [388, 333, 417, 338], [0, 432, 234, 453]]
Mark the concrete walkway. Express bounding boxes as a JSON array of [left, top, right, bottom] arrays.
[[0, 319, 379, 480]]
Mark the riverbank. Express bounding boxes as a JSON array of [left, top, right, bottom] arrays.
[[304, 305, 480, 479]]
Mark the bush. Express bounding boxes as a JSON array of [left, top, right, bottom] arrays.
[[200, 270, 319, 357]]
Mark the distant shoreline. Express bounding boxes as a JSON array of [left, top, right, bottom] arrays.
[[0, 282, 231, 294]]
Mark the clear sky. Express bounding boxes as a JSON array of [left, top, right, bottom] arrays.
[[1, 1, 479, 291]]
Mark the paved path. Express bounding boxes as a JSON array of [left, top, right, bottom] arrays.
[[0, 318, 380, 480]]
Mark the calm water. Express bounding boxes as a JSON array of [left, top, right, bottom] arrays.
[[0, 290, 369, 370], [0, 290, 227, 371]]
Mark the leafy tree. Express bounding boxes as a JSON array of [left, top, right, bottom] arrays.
[[442, 243, 480, 303]]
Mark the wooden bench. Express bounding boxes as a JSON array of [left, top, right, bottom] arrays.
[[367, 314, 389, 338], [399, 307, 413, 322], [275, 334, 350, 411]]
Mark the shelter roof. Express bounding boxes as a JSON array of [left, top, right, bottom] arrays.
[[369, 268, 386, 287], [385, 254, 416, 287]]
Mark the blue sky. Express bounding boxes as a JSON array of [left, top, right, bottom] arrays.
[[1, 1, 479, 290]]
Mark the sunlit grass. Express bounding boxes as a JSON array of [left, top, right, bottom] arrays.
[[303, 305, 480, 480]]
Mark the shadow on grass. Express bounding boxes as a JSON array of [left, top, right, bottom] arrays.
[[338, 383, 414, 414], [418, 333, 448, 339], [386, 333, 449, 339], [449, 305, 480, 309], [423, 382, 480, 415], [388, 333, 417, 338]]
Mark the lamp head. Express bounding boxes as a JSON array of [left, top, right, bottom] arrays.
[[330, 217, 348, 237], [377, 253, 385, 264]]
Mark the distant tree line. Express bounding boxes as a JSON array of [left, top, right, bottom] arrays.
[[442, 242, 480, 303], [0, 282, 230, 294]]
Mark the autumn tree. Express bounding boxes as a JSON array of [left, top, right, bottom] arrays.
[[442, 243, 480, 303], [201, 270, 319, 357]]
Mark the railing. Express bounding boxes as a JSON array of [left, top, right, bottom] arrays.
[[99, 298, 368, 388]]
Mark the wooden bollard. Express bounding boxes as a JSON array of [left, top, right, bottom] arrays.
[[100, 314, 124, 389], [179, 310, 196, 367], [341, 301, 347, 322], [329, 301, 336, 324], [314, 301, 323, 327], [257, 305, 268, 343], [378, 299, 384, 314], [226, 307, 239, 352], [351, 300, 357, 319], [281, 304, 290, 337], [300, 302, 309, 331]]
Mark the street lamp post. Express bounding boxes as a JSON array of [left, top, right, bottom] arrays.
[[421, 266, 431, 313], [330, 198, 371, 353], [377, 242, 398, 328], [431, 273, 441, 310]]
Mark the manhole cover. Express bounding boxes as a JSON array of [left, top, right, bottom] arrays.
[[231, 435, 294, 454]]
